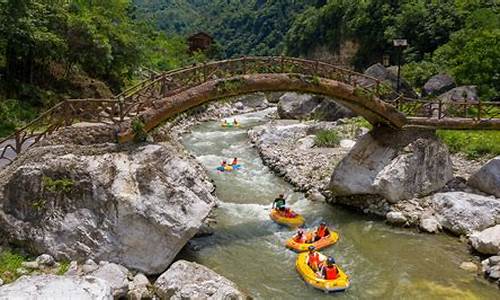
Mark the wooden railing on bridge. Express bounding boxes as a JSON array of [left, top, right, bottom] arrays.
[[1, 56, 499, 167]]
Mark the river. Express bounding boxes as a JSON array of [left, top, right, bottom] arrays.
[[180, 109, 497, 299]]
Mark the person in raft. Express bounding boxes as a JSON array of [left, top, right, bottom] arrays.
[[293, 228, 306, 243], [223, 120, 228, 126], [231, 157, 238, 166], [221, 160, 227, 168], [272, 193, 286, 212], [314, 222, 331, 241], [320, 257, 339, 280], [233, 119, 239, 126], [307, 246, 322, 271]]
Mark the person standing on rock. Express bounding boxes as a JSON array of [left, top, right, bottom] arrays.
[[272, 193, 286, 212]]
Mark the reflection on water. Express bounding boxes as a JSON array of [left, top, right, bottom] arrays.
[[181, 109, 497, 299]]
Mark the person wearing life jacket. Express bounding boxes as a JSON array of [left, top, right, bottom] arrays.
[[321, 257, 339, 280], [305, 231, 314, 243], [293, 229, 305, 243], [222, 120, 228, 127], [314, 222, 331, 241], [231, 157, 238, 166], [221, 160, 227, 167], [272, 194, 286, 212], [233, 119, 239, 126], [307, 246, 321, 271]]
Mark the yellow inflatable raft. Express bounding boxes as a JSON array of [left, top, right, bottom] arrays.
[[269, 209, 305, 227], [286, 231, 339, 252], [221, 123, 240, 128], [296, 252, 350, 292]]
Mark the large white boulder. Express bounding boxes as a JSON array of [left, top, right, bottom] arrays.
[[432, 192, 500, 235], [154, 260, 245, 300], [468, 156, 500, 198], [0, 140, 216, 274], [470, 225, 500, 255], [0, 275, 112, 299], [329, 127, 453, 203]]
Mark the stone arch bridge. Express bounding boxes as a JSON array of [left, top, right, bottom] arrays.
[[1, 56, 499, 166]]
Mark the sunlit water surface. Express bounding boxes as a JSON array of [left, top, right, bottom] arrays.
[[180, 109, 498, 299]]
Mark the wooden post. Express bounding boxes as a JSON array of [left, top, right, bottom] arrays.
[[242, 57, 247, 75], [314, 60, 319, 75], [438, 99, 443, 119], [280, 56, 284, 73], [477, 101, 482, 121], [203, 63, 207, 82]]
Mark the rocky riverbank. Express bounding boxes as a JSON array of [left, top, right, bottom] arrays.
[[0, 94, 270, 297]]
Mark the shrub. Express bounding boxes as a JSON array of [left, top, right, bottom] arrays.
[[132, 118, 148, 143], [0, 249, 28, 284], [315, 129, 341, 147], [437, 130, 500, 159]]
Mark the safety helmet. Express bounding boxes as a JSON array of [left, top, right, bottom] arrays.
[[320, 222, 326, 226], [327, 257, 335, 265], [308, 245, 316, 251]]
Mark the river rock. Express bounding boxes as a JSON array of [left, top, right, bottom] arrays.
[[419, 216, 441, 233], [423, 74, 456, 97], [21, 261, 39, 270], [460, 262, 478, 272], [470, 225, 500, 255], [154, 260, 245, 300], [128, 273, 151, 300], [329, 127, 453, 203], [81, 259, 99, 274], [90, 262, 130, 298], [0, 135, 216, 274], [307, 190, 326, 202], [277, 92, 354, 121], [36, 254, 55, 267], [386, 211, 407, 225], [432, 192, 500, 235], [0, 275, 112, 299], [438, 85, 478, 103], [468, 156, 500, 198], [236, 92, 269, 108], [363, 63, 418, 98], [482, 256, 500, 282], [339, 139, 356, 149]]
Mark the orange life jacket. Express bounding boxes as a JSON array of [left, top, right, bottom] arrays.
[[308, 252, 320, 268], [324, 266, 339, 280], [305, 232, 314, 243], [316, 226, 328, 239], [294, 234, 305, 243]]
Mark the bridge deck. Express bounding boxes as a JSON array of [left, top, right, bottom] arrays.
[[1, 56, 499, 167]]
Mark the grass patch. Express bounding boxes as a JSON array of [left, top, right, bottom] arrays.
[[0, 99, 38, 138], [315, 129, 341, 147], [437, 130, 500, 159], [56, 260, 70, 275], [0, 249, 28, 284]]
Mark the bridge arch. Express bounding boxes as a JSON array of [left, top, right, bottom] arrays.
[[118, 73, 407, 142]]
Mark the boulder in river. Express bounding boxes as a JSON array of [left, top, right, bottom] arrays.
[[0, 275, 112, 299], [468, 156, 500, 198], [90, 262, 130, 298], [277, 92, 355, 121], [154, 260, 246, 300], [470, 225, 500, 255], [423, 74, 456, 97], [438, 85, 478, 103], [0, 125, 216, 274], [432, 192, 500, 236], [329, 127, 453, 203], [386, 211, 407, 225]]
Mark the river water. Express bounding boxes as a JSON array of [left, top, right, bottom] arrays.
[[180, 109, 498, 299]]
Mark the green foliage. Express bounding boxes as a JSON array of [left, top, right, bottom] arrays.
[[0, 99, 38, 137], [0, 249, 28, 284], [56, 260, 70, 275], [131, 117, 147, 143], [437, 130, 500, 159], [42, 176, 74, 194], [315, 129, 341, 147]]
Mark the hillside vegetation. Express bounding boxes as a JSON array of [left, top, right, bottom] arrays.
[[0, 0, 195, 137]]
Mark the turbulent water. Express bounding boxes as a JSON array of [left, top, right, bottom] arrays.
[[180, 109, 498, 299]]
